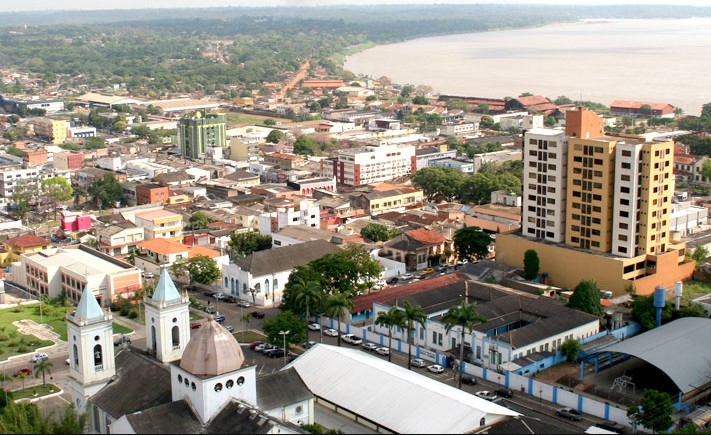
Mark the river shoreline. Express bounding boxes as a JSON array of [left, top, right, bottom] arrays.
[[345, 17, 711, 116]]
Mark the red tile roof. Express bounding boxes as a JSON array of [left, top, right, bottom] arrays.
[[610, 100, 673, 111], [3, 234, 52, 249], [405, 228, 446, 245], [353, 273, 468, 313], [515, 95, 552, 107]]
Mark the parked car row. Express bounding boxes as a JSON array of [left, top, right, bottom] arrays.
[[247, 341, 295, 359]]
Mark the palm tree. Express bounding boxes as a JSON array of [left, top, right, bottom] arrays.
[[291, 278, 323, 339], [33, 359, 53, 386], [325, 293, 354, 347], [375, 306, 405, 362], [402, 301, 427, 370], [240, 314, 251, 332], [443, 302, 486, 389]]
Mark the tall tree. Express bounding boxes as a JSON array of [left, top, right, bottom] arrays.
[[523, 249, 540, 280], [10, 180, 36, 224], [324, 292, 353, 347], [293, 135, 317, 155], [189, 211, 212, 230], [87, 173, 123, 209], [171, 255, 220, 285], [309, 245, 382, 295], [228, 231, 272, 260], [41, 177, 73, 220], [375, 306, 406, 362], [411, 166, 464, 201], [443, 301, 485, 388], [560, 338, 581, 362], [32, 359, 53, 386], [453, 227, 493, 263], [290, 277, 324, 338], [360, 223, 398, 243], [402, 301, 427, 370], [568, 280, 604, 316], [266, 129, 284, 144], [690, 245, 709, 266], [262, 310, 306, 346], [627, 389, 674, 434]]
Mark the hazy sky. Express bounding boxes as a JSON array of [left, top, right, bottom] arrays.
[[2, 0, 710, 13]]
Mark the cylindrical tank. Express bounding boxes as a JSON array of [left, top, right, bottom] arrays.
[[674, 281, 683, 310], [654, 286, 666, 327], [653, 286, 666, 308]]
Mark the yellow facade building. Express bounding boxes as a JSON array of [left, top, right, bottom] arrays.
[[33, 118, 67, 145], [496, 107, 694, 296]]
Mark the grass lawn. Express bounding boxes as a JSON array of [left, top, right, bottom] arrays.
[[225, 112, 290, 127], [190, 312, 204, 321], [0, 303, 133, 361], [234, 330, 266, 343], [11, 383, 60, 401], [681, 280, 711, 304]]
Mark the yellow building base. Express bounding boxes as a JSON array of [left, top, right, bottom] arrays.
[[495, 233, 695, 296]]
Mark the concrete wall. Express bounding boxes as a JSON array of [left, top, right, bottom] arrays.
[[495, 233, 695, 296]]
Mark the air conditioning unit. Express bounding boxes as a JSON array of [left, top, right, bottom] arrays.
[[688, 228, 694, 235]]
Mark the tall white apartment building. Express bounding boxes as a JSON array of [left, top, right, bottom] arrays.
[[521, 129, 568, 243], [0, 165, 71, 209], [259, 199, 321, 235], [611, 142, 644, 258], [325, 143, 416, 186]]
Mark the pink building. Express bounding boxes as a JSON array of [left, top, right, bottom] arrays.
[[61, 210, 93, 232]]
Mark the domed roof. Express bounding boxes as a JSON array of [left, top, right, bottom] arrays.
[[179, 316, 244, 376]]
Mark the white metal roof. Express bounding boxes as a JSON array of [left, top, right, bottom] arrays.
[[286, 344, 519, 434], [600, 317, 711, 394]]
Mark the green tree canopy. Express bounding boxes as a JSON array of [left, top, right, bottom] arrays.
[[691, 245, 709, 266], [228, 231, 272, 259], [360, 223, 398, 243], [293, 136, 317, 155], [523, 249, 540, 280], [560, 338, 581, 362], [402, 301, 427, 369], [443, 302, 485, 387], [375, 306, 405, 362], [309, 245, 382, 295], [41, 177, 73, 219], [172, 255, 220, 285], [266, 129, 285, 144], [567, 280, 604, 316], [453, 227, 493, 263], [262, 310, 307, 346], [88, 172, 123, 209], [10, 179, 36, 222], [189, 211, 212, 230], [411, 166, 464, 201], [627, 389, 674, 434], [325, 292, 354, 347], [84, 137, 106, 150], [263, 119, 277, 126]]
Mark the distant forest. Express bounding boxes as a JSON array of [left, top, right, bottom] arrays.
[[0, 4, 709, 96]]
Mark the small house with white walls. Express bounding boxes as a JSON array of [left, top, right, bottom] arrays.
[[70, 268, 313, 434], [221, 240, 338, 307]]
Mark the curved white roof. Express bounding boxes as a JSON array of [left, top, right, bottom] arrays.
[[286, 344, 519, 433], [600, 317, 711, 394]]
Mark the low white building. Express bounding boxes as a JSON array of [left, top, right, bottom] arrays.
[[259, 199, 320, 235], [371, 278, 600, 372], [221, 240, 338, 307], [670, 200, 708, 236]]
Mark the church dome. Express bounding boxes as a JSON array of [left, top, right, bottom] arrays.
[[179, 316, 245, 376]]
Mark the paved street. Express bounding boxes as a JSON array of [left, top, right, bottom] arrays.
[[1, 288, 611, 433]]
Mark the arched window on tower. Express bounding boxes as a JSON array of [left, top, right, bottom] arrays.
[[73, 344, 79, 367], [264, 279, 270, 298], [172, 326, 180, 350], [93, 344, 103, 370]]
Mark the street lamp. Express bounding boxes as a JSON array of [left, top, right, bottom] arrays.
[[279, 330, 290, 366]]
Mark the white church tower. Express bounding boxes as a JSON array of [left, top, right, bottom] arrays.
[[144, 267, 190, 363], [66, 285, 116, 413]]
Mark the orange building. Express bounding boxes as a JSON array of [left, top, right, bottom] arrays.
[[135, 184, 170, 205]]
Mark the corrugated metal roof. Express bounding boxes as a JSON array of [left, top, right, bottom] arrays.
[[598, 317, 711, 394], [287, 344, 519, 433]]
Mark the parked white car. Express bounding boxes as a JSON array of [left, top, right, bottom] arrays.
[[307, 323, 321, 331], [375, 347, 390, 356], [31, 353, 48, 364], [362, 342, 378, 351], [427, 364, 445, 374], [412, 358, 427, 368], [323, 328, 339, 337], [341, 334, 363, 345]]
